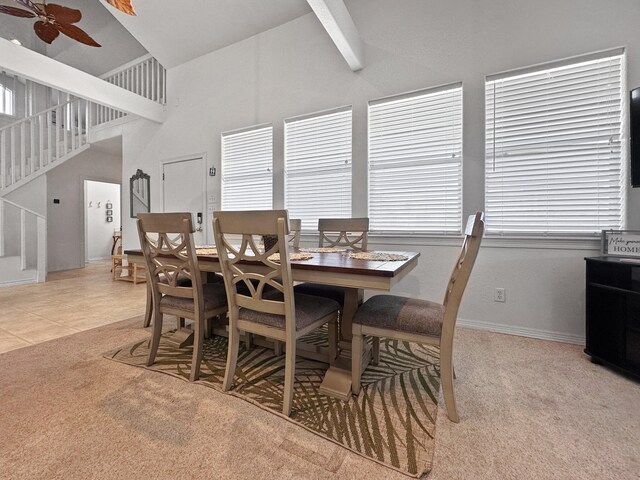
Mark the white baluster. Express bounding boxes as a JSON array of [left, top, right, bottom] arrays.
[[20, 122, 26, 180], [38, 113, 44, 169], [20, 208, 26, 271]]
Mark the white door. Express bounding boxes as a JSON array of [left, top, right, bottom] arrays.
[[162, 157, 206, 245]]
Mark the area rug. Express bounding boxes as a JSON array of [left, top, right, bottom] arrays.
[[105, 330, 441, 477]]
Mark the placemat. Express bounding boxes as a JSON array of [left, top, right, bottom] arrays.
[[349, 252, 409, 261]]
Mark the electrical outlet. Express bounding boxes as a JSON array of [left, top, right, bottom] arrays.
[[494, 288, 506, 302]]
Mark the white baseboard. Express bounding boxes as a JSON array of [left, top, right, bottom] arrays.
[[457, 317, 585, 345], [0, 277, 37, 287]]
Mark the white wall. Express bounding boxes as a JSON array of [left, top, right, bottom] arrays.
[[85, 181, 121, 261], [120, 0, 640, 343], [47, 149, 121, 272]]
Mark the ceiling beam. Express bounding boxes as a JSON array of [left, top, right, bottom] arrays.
[[307, 0, 364, 71], [0, 38, 165, 123]]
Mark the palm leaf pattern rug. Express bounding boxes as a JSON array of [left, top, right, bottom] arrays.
[[105, 329, 441, 477]]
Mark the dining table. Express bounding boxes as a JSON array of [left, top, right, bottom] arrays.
[[125, 247, 420, 400]]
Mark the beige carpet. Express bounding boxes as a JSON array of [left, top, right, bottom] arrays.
[[105, 330, 440, 477], [0, 317, 638, 479]]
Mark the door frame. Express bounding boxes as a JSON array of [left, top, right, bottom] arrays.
[[160, 153, 208, 242], [83, 178, 122, 266]]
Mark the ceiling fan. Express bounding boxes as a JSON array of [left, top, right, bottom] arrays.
[[0, 0, 137, 47]]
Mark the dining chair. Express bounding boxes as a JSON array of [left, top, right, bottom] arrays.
[[294, 218, 369, 335], [137, 212, 228, 381], [213, 210, 339, 416], [351, 212, 485, 423], [289, 218, 302, 248]]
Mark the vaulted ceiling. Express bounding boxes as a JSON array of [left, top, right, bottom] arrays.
[[99, 0, 312, 69], [0, 0, 357, 77]]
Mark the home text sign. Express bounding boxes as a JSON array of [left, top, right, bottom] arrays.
[[602, 230, 640, 258]]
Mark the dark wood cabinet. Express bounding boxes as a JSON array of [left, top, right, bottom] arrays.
[[585, 256, 640, 380]]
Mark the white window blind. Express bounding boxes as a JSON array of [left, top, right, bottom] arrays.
[[221, 125, 273, 210], [368, 84, 463, 233], [285, 107, 352, 230], [485, 50, 626, 235]]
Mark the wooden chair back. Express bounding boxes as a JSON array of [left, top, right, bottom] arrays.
[[136, 213, 203, 311], [213, 210, 295, 328], [318, 217, 369, 251], [441, 212, 484, 341], [289, 218, 301, 248]]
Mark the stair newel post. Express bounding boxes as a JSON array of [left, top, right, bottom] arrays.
[[20, 208, 26, 271], [47, 110, 53, 165], [36, 215, 46, 283]]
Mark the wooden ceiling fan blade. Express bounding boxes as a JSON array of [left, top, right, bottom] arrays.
[[106, 0, 136, 16], [45, 4, 82, 24], [34, 21, 59, 44], [56, 23, 101, 47], [0, 6, 36, 18]]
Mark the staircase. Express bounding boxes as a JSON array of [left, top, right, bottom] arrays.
[[0, 99, 90, 197], [0, 54, 167, 285]]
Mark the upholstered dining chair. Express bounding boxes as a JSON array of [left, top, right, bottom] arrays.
[[137, 213, 228, 382], [213, 210, 339, 416], [351, 212, 485, 423], [294, 217, 369, 337]]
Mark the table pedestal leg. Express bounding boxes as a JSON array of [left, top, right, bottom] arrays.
[[318, 342, 371, 401], [319, 287, 366, 400]]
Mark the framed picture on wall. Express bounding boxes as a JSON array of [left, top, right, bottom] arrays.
[[106, 216, 113, 223], [106, 209, 113, 216], [106, 202, 113, 209]]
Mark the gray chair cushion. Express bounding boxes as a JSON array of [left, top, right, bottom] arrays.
[[293, 283, 345, 305], [160, 283, 227, 313], [170, 273, 223, 287], [353, 295, 444, 338], [239, 293, 339, 331]]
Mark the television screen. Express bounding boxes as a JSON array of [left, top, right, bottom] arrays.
[[631, 88, 640, 187]]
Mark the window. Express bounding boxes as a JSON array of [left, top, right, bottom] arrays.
[[285, 107, 352, 230], [485, 50, 626, 235], [368, 84, 463, 233], [0, 83, 14, 116], [221, 125, 273, 210]]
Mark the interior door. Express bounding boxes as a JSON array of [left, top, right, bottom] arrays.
[[163, 157, 206, 245]]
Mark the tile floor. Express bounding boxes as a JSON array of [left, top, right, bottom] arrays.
[[0, 261, 147, 354]]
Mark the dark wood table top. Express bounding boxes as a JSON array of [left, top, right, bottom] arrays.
[[125, 248, 420, 278]]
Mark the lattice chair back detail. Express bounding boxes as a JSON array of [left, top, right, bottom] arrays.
[[137, 213, 203, 310], [318, 218, 369, 251], [214, 210, 294, 320]]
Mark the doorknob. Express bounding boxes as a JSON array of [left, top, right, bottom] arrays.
[[196, 212, 203, 232]]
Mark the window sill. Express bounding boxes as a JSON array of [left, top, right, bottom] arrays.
[[302, 232, 602, 251]]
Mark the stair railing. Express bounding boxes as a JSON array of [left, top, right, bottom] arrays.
[[94, 54, 166, 126], [0, 98, 89, 195], [0, 197, 46, 282]]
